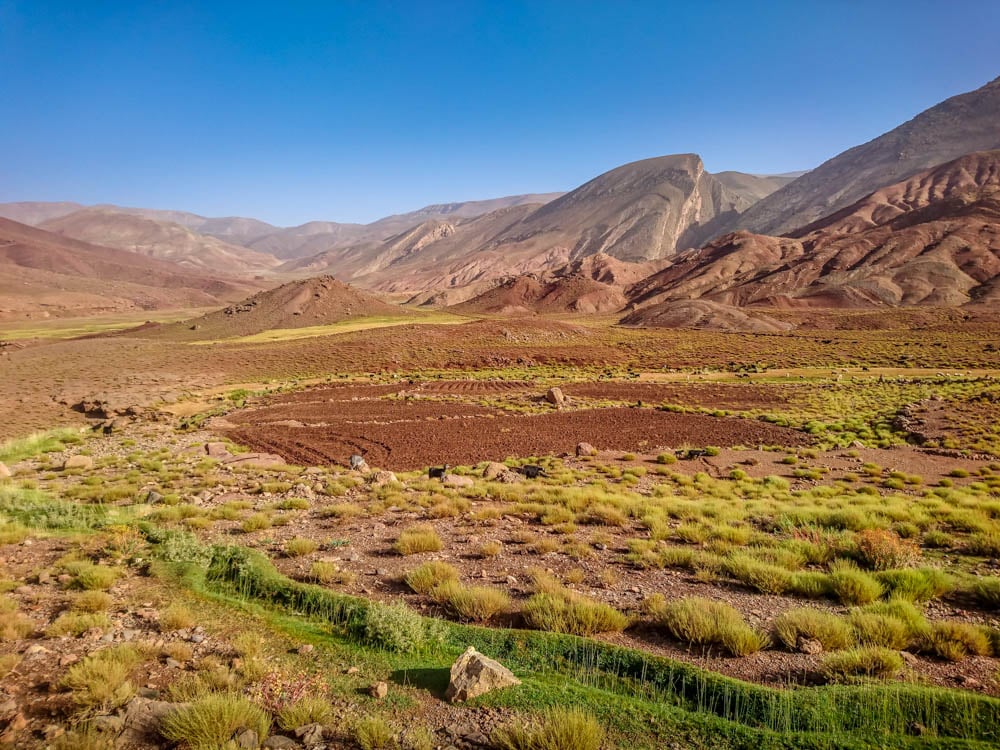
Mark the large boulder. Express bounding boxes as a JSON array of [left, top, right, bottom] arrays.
[[366, 470, 397, 487], [575, 442, 597, 457], [482, 462, 521, 483], [445, 646, 521, 703]]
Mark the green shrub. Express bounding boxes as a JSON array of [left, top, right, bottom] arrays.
[[773, 608, 853, 651], [725, 554, 793, 594], [492, 707, 604, 750], [62, 645, 142, 709], [394, 524, 443, 554], [284, 537, 319, 557], [431, 580, 511, 622], [967, 532, 1000, 557], [46, 611, 111, 637], [160, 692, 271, 749], [61, 560, 119, 590], [404, 561, 459, 595], [277, 695, 333, 730], [820, 647, 904, 681], [354, 716, 397, 750], [972, 576, 1000, 608], [828, 560, 883, 605], [875, 567, 953, 603], [362, 601, 427, 652], [521, 591, 628, 636], [652, 596, 768, 656], [854, 529, 921, 570], [788, 571, 832, 599], [921, 622, 991, 662]]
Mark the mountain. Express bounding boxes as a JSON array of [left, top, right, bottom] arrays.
[[713, 171, 804, 203], [620, 299, 792, 332], [625, 150, 1000, 309], [38, 208, 281, 275], [0, 217, 257, 320], [152, 275, 406, 340], [284, 156, 789, 294], [735, 76, 1000, 236]]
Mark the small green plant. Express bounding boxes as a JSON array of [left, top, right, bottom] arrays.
[[521, 591, 628, 636], [651, 596, 768, 656], [285, 537, 319, 557], [431, 580, 511, 622], [160, 692, 271, 749], [773, 608, 853, 651], [277, 695, 333, 730], [160, 603, 196, 631], [361, 601, 428, 653], [828, 560, 883, 605], [46, 611, 111, 637], [820, 647, 904, 681], [492, 707, 604, 750], [354, 716, 397, 750], [405, 561, 459, 594], [394, 524, 443, 555], [62, 645, 143, 710]]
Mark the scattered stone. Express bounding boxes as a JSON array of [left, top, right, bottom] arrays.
[[346, 666, 360, 675], [294, 723, 325, 745], [545, 387, 566, 406], [444, 474, 474, 488], [205, 442, 231, 458], [165, 658, 183, 669], [445, 646, 521, 703], [366, 470, 397, 487], [797, 637, 823, 655], [235, 728, 260, 749], [575, 442, 597, 457], [62, 455, 94, 471], [118, 698, 185, 747], [899, 650, 920, 666], [297, 644, 314, 655], [369, 681, 388, 699], [58, 654, 79, 667]]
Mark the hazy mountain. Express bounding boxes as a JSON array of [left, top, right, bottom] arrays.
[[625, 150, 1000, 309], [734, 75, 1000, 236], [0, 217, 257, 320], [38, 208, 281, 275]]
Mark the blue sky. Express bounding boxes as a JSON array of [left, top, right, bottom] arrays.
[[2, 1, 998, 226]]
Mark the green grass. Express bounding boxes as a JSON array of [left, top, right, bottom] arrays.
[[189, 544, 1000, 749], [0, 428, 83, 464], [160, 692, 271, 749]]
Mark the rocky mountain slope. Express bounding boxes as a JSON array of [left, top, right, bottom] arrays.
[[626, 150, 1000, 309], [734, 75, 1000, 236], [38, 208, 281, 275], [0, 218, 257, 320], [152, 275, 405, 340]]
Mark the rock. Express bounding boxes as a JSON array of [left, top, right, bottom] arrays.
[[366, 470, 397, 487], [797, 637, 823, 655], [205, 442, 231, 458], [0, 462, 10, 479], [219, 453, 287, 468], [297, 644, 314, 655], [850, 440, 866, 449], [444, 474, 474, 488], [92, 714, 125, 733], [0, 712, 27, 743], [117, 698, 182, 747], [144, 490, 164, 504], [346, 666, 360, 675], [899, 650, 919, 666], [263, 735, 301, 749], [545, 387, 566, 406], [369, 681, 388, 699], [575, 442, 597, 457], [293, 723, 325, 745], [482, 462, 509, 480], [62, 455, 94, 471], [235, 728, 260, 749], [445, 646, 521, 703]]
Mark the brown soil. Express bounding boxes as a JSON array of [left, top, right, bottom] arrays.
[[224, 383, 808, 470]]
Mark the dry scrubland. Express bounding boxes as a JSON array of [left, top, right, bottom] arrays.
[[1, 310, 1000, 749]]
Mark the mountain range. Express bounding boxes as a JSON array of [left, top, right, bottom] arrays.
[[1, 74, 998, 323]]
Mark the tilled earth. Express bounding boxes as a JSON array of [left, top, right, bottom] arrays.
[[223, 382, 810, 471]]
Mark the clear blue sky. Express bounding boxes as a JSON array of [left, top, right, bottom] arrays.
[[2, 1, 998, 226]]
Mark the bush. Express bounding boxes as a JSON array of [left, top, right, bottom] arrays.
[[828, 560, 883, 605], [160, 603, 195, 631], [46, 611, 111, 637], [308, 561, 354, 585], [724, 555, 793, 594], [820, 647, 904, 681], [855, 529, 921, 570], [354, 716, 396, 750], [404, 561, 459, 595], [521, 591, 628, 636], [492, 707, 604, 750], [972, 576, 1000, 608], [240, 513, 272, 532], [967, 532, 1000, 557], [788, 571, 832, 599], [71, 590, 113, 613], [653, 596, 768, 656], [277, 695, 333, 730], [773, 608, 853, 651], [0, 604, 35, 640], [921, 622, 991, 662], [393, 524, 443, 555], [160, 692, 271, 749], [875, 567, 953, 603], [361, 601, 427, 653], [431, 580, 510, 622], [62, 560, 119, 590], [62, 645, 142, 709], [284, 537, 319, 557]]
